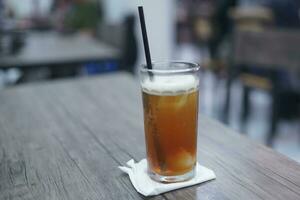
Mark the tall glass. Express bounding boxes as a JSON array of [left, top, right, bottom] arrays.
[[140, 62, 200, 183]]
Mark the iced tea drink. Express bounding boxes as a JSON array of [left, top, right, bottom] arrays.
[[140, 62, 200, 182]]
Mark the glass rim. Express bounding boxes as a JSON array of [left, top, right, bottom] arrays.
[[140, 61, 200, 74]]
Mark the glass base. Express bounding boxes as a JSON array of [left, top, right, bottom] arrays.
[[148, 168, 195, 183]]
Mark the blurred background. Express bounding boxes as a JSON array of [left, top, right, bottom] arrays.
[[0, 0, 299, 161]]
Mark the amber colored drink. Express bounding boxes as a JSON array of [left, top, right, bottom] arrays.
[[140, 62, 200, 182], [142, 88, 199, 177]]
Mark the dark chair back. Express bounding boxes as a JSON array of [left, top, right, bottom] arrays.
[[97, 15, 138, 73], [230, 29, 300, 145], [233, 29, 300, 72]]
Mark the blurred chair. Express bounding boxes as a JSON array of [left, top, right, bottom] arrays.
[[225, 29, 300, 145], [229, 6, 274, 31], [97, 15, 137, 74]]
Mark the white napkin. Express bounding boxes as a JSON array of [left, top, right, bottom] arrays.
[[118, 159, 216, 196]]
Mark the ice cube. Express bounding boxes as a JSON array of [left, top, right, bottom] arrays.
[[175, 93, 188, 109], [173, 150, 194, 169]]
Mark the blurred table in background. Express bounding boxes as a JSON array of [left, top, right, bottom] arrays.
[[0, 72, 300, 199], [0, 31, 120, 69]]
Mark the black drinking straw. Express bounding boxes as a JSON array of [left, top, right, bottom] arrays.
[[138, 6, 165, 171], [138, 6, 153, 72]]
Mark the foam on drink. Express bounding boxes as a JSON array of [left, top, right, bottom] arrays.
[[141, 75, 199, 96]]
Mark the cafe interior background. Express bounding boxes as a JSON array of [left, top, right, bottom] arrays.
[[0, 0, 299, 161]]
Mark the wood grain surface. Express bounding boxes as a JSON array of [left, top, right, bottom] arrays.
[[0, 72, 299, 200]]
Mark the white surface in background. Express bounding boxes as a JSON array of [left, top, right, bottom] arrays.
[[4, 0, 53, 18], [174, 43, 210, 64], [103, 0, 175, 72], [174, 44, 202, 63]]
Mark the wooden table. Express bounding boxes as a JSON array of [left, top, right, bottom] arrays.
[[0, 32, 120, 69], [0, 72, 300, 199]]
